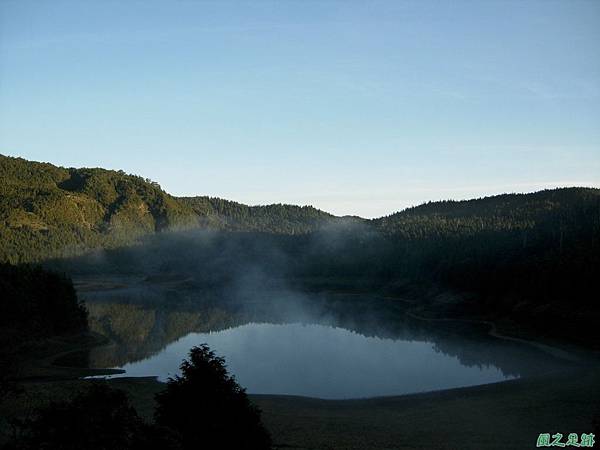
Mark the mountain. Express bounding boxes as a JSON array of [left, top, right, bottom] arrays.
[[0, 155, 197, 263], [180, 196, 338, 234], [3, 154, 598, 344], [0, 155, 339, 263], [369, 188, 600, 344], [374, 188, 600, 239], [2, 154, 599, 267]]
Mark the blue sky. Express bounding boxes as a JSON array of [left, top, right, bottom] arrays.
[[1, 1, 599, 217]]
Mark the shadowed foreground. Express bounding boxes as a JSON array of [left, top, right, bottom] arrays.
[[4, 366, 598, 449], [250, 368, 600, 450]]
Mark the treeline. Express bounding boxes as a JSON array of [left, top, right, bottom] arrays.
[[374, 187, 600, 239], [181, 196, 338, 234], [2, 155, 599, 342], [0, 155, 339, 263], [0, 263, 87, 343], [0, 155, 197, 263], [0, 263, 88, 392], [376, 188, 600, 316], [58, 186, 600, 344], [297, 188, 600, 342]]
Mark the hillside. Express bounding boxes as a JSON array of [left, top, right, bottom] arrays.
[[0, 155, 199, 263], [0, 155, 339, 263], [374, 188, 600, 239], [2, 154, 599, 344], [180, 196, 337, 234], [2, 154, 599, 273], [368, 188, 600, 343]]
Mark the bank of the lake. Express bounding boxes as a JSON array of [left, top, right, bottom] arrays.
[[251, 366, 600, 450], [5, 366, 598, 450], [3, 290, 599, 450]]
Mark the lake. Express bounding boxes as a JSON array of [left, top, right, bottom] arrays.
[[77, 275, 567, 399], [102, 322, 521, 398]]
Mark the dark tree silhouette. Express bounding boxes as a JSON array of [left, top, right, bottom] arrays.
[[7, 383, 182, 450], [0, 263, 87, 340], [155, 344, 272, 450]]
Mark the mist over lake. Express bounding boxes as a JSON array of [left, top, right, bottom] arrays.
[[1, 2, 599, 447], [73, 267, 568, 399], [102, 322, 520, 398]]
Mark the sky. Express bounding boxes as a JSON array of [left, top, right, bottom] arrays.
[[1, 1, 599, 218]]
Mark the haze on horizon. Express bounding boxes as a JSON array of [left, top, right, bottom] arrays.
[[1, 1, 599, 218]]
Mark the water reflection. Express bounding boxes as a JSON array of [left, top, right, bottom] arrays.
[[73, 276, 568, 399], [107, 322, 518, 398]]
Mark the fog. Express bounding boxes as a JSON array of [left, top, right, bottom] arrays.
[[47, 227, 570, 398]]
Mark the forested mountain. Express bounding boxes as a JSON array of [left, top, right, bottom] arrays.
[[3, 154, 598, 344], [0, 155, 338, 263], [180, 196, 338, 234], [2, 154, 599, 333], [317, 188, 599, 343], [371, 189, 600, 340], [0, 155, 198, 263], [374, 188, 600, 239]]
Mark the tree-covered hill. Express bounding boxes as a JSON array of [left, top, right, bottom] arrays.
[[374, 188, 600, 239], [180, 196, 338, 234], [0, 155, 198, 263], [2, 154, 599, 277], [363, 188, 600, 343], [6, 152, 596, 344], [0, 155, 341, 263]]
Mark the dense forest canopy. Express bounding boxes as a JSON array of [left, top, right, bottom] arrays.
[[0, 262, 88, 388], [180, 196, 339, 234], [0, 263, 87, 341], [375, 188, 600, 239], [2, 154, 600, 345], [3, 154, 599, 264], [0, 155, 195, 263], [0, 155, 339, 263]]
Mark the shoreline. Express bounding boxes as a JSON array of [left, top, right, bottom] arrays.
[[403, 310, 590, 364], [28, 282, 599, 386], [4, 303, 599, 450]]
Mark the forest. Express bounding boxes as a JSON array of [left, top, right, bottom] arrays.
[[2, 155, 600, 449], [0, 154, 339, 263], [2, 154, 599, 345], [0, 263, 87, 353]]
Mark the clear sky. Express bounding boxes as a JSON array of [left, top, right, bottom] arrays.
[[1, 1, 599, 218]]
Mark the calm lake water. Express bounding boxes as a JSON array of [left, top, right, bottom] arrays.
[[100, 322, 518, 399], [76, 276, 566, 399]]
